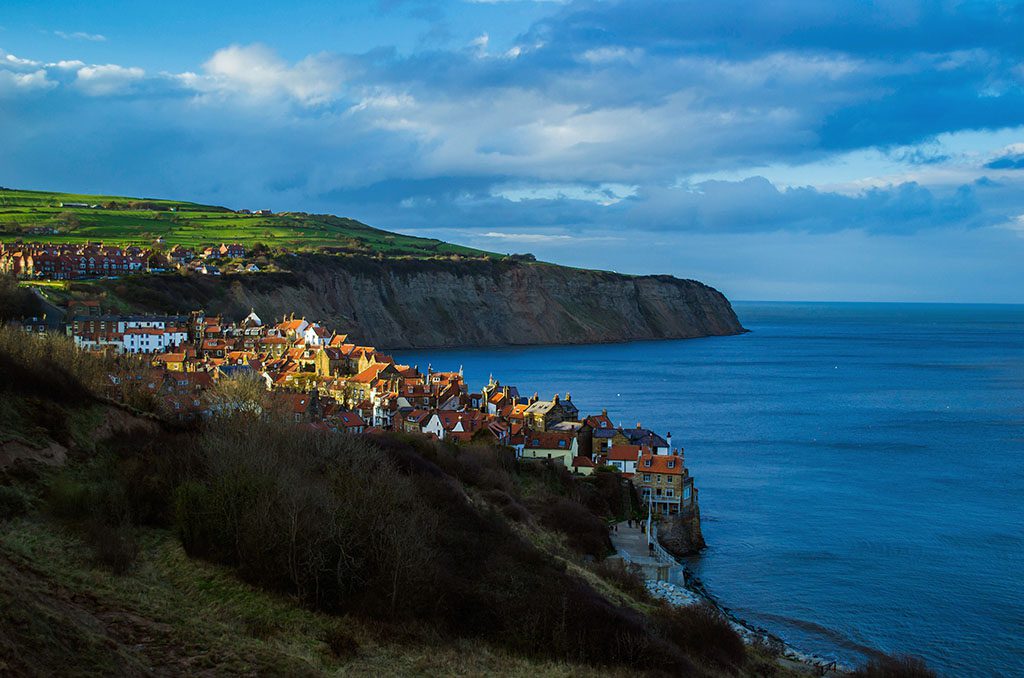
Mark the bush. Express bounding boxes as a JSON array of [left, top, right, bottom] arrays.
[[655, 603, 746, 674], [87, 522, 139, 574], [324, 626, 360, 659], [47, 475, 94, 520], [0, 485, 31, 520], [590, 558, 653, 604], [529, 494, 613, 558], [853, 655, 936, 678]]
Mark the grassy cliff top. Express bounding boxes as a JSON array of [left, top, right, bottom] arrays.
[[0, 187, 495, 259]]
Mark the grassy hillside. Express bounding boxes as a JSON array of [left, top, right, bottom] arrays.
[[0, 187, 493, 258], [0, 327, 814, 678]]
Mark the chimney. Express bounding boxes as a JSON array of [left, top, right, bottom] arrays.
[[636, 421, 642, 429], [667, 432, 672, 450], [552, 393, 559, 404], [565, 392, 571, 401], [602, 408, 607, 416]]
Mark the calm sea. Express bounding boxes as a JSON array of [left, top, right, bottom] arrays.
[[393, 302, 1024, 677]]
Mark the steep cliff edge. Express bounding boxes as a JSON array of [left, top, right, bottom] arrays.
[[102, 254, 745, 349]]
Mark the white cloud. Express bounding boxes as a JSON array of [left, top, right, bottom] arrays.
[[198, 43, 343, 105], [47, 59, 86, 70], [0, 68, 55, 95], [75, 64, 145, 95], [579, 47, 644, 65], [3, 51, 40, 68], [54, 30, 107, 42]]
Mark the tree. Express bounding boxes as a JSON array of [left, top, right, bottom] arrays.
[[205, 371, 269, 418]]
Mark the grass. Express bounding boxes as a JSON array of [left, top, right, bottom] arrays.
[[0, 518, 617, 677], [0, 187, 496, 259]]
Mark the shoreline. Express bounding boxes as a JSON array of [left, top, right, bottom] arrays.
[[643, 566, 853, 676]]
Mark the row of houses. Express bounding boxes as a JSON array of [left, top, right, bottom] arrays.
[[0, 242, 149, 279], [0, 240, 252, 280], [67, 306, 697, 517]]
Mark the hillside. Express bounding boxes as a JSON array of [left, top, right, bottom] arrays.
[[74, 254, 743, 349], [0, 187, 491, 258], [0, 328, 805, 678], [2, 187, 745, 347]]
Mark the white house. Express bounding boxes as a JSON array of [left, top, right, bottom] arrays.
[[521, 431, 579, 468], [121, 327, 187, 354], [607, 444, 643, 474]]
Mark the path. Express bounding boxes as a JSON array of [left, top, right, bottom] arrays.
[[609, 521, 677, 581]]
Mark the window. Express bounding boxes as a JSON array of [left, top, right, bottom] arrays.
[[656, 475, 661, 483], [683, 487, 691, 500], [665, 489, 674, 498], [644, 459, 651, 467], [667, 460, 675, 469], [643, 474, 651, 482]]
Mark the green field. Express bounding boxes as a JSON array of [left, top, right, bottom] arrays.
[[0, 188, 494, 258]]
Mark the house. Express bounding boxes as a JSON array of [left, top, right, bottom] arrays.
[[520, 431, 578, 467], [422, 410, 487, 440], [219, 243, 246, 259], [523, 393, 579, 431], [121, 326, 187, 354], [607, 444, 644, 475], [613, 425, 671, 454], [331, 410, 366, 434], [571, 456, 596, 476], [152, 352, 186, 371], [633, 453, 694, 516]]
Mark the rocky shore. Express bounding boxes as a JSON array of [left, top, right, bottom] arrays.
[[646, 577, 852, 675]]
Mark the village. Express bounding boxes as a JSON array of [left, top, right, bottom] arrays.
[[0, 241, 259, 280], [15, 301, 698, 519]]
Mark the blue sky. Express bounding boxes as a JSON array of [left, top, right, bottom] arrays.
[[2, 0, 1024, 302]]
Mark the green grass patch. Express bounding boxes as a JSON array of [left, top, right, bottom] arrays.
[[0, 187, 497, 259]]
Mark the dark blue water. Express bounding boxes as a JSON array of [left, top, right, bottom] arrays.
[[393, 302, 1024, 677]]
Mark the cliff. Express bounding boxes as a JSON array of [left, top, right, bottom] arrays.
[[102, 254, 745, 349]]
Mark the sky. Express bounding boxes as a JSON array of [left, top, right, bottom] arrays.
[[2, 0, 1024, 302]]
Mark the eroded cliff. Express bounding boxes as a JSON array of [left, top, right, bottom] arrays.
[[106, 254, 745, 349]]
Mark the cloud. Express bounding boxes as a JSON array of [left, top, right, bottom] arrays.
[[54, 30, 107, 42], [0, 68, 55, 96], [74, 64, 145, 95], [985, 144, 1024, 170], [196, 43, 345, 105]]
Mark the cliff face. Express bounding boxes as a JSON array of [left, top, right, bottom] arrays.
[[112, 254, 745, 349]]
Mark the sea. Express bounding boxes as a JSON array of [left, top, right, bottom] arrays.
[[394, 302, 1024, 677]]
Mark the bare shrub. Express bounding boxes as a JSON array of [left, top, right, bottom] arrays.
[[0, 485, 31, 520], [590, 558, 653, 604], [528, 494, 613, 558], [87, 521, 139, 574], [324, 626, 360, 659], [655, 603, 746, 674], [853, 655, 936, 678]]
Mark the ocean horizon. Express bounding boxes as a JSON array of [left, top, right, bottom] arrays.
[[395, 300, 1024, 677]]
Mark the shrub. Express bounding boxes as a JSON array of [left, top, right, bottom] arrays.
[[87, 522, 139, 574], [655, 603, 746, 674], [0, 485, 31, 520], [590, 558, 654, 604], [852, 655, 936, 678], [47, 475, 93, 520], [324, 626, 360, 659], [528, 494, 613, 558]]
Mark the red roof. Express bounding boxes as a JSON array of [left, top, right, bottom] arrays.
[[637, 454, 685, 475], [608, 444, 643, 462], [524, 431, 575, 450]]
